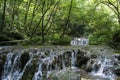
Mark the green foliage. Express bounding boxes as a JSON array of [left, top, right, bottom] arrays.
[[110, 30, 120, 50], [0, 0, 120, 46], [53, 35, 71, 45], [0, 31, 25, 41], [23, 36, 41, 45], [0, 33, 12, 41], [8, 31, 25, 40]]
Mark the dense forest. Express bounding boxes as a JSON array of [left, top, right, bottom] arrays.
[[0, 0, 120, 49]]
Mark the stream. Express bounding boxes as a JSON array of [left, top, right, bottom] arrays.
[[0, 46, 120, 80]]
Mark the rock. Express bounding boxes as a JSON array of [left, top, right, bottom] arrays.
[[44, 49, 50, 56], [76, 55, 90, 68], [49, 70, 81, 80], [116, 77, 120, 80], [113, 68, 120, 76], [85, 59, 96, 72], [20, 50, 30, 70], [21, 60, 37, 80], [114, 54, 120, 61], [0, 55, 6, 79], [90, 54, 97, 59]]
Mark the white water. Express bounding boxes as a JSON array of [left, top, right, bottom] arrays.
[[2, 51, 33, 80], [33, 63, 43, 80], [71, 51, 77, 70], [91, 57, 115, 80]]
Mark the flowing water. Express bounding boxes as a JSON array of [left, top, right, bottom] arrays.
[[91, 57, 115, 80], [0, 46, 119, 80]]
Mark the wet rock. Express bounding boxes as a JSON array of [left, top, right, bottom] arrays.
[[63, 51, 72, 67], [116, 77, 120, 80], [114, 54, 120, 61], [77, 49, 86, 56], [21, 60, 37, 80], [76, 55, 90, 68], [0, 55, 6, 79], [44, 49, 50, 56], [90, 54, 97, 59], [85, 59, 96, 72], [113, 68, 120, 76], [20, 50, 30, 70]]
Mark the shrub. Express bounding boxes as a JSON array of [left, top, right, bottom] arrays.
[[110, 30, 120, 50], [53, 35, 71, 45], [22, 36, 41, 45], [8, 31, 25, 40], [0, 33, 13, 41]]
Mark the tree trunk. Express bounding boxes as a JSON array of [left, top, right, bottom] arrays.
[[41, 0, 45, 44], [24, 0, 32, 33], [59, 0, 73, 39], [11, 5, 15, 30], [1, 0, 7, 31]]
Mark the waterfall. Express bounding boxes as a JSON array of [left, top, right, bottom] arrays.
[[1, 47, 118, 80], [17, 52, 33, 80], [1, 51, 33, 80], [91, 57, 115, 80], [33, 63, 43, 80], [2, 52, 22, 80], [2, 52, 14, 80], [71, 51, 76, 67]]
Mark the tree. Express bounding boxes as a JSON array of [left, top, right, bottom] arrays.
[[59, 0, 73, 39], [96, 0, 120, 24], [0, 0, 7, 31]]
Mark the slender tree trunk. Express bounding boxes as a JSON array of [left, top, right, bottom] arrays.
[[41, 0, 45, 44], [29, 0, 37, 28], [24, 0, 32, 32], [1, 0, 7, 31], [11, 5, 15, 30], [59, 0, 73, 39]]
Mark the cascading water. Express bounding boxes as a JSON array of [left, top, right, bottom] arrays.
[[91, 57, 115, 80], [71, 51, 77, 70], [1, 47, 119, 80], [17, 52, 33, 80], [33, 62, 43, 80], [2, 52, 14, 80], [1, 50, 33, 80]]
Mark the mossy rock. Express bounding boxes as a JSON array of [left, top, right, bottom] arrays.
[[49, 70, 81, 80]]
